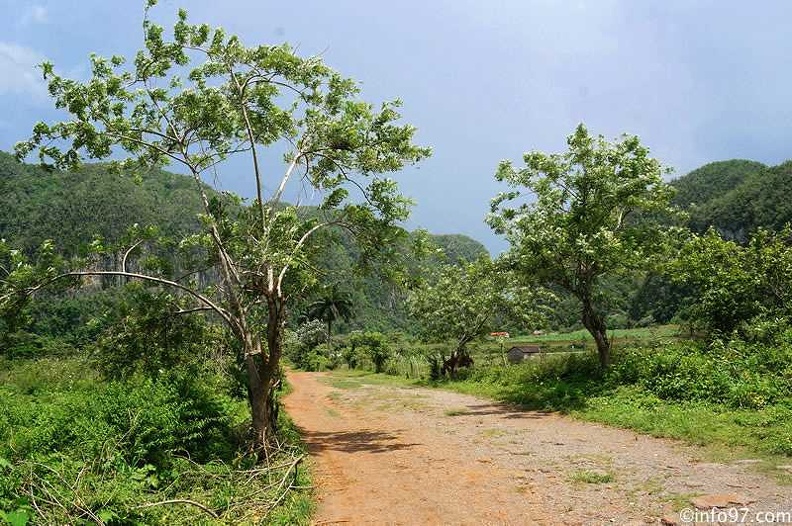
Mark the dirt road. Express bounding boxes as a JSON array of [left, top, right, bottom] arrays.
[[283, 372, 790, 525]]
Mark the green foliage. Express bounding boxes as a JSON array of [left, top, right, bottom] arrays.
[[13, 2, 429, 443], [428, 234, 489, 264], [90, 284, 220, 379], [0, 240, 68, 357], [285, 319, 328, 371], [382, 333, 430, 379], [0, 153, 206, 258], [305, 283, 354, 338], [672, 159, 792, 241], [0, 362, 237, 467], [0, 357, 311, 524], [347, 331, 392, 373], [671, 159, 765, 212], [488, 123, 678, 367], [670, 227, 792, 336], [408, 257, 552, 355]]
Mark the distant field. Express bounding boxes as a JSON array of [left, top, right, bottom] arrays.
[[507, 324, 681, 345], [408, 325, 684, 371]]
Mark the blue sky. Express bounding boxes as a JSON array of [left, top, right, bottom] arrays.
[[1, 0, 791, 253]]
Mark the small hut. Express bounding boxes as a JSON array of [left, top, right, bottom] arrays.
[[506, 345, 543, 364]]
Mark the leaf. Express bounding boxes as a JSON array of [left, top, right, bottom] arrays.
[[3, 510, 30, 526], [97, 509, 116, 522]]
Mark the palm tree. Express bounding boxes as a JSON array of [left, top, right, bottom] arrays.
[[306, 285, 354, 345]]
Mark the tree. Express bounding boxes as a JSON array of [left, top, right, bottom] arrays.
[[306, 284, 354, 344], [347, 330, 391, 373], [407, 256, 551, 374], [669, 227, 792, 337], [487, 124, 675, 368], [11, 3, 429, 447]]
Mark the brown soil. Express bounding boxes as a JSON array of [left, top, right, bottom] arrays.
[[283, 372, 791, 525]]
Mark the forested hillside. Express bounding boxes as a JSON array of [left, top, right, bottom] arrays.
[[670, 158, 792, 240], [0, 152, 487, 333], [0, 152, 205, 256]]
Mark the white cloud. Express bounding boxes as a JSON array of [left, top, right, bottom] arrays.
[[0, 42, 48, 99]]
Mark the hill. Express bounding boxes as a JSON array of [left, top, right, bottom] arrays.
[[670, 158, 792, 240], [0, 152, 487, 332], [671, 159, 766, 210], [0, 152, 205, 256]]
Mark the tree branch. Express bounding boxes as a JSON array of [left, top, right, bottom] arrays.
[[135, 499, 218, 519], [24, 270, 236, 330]]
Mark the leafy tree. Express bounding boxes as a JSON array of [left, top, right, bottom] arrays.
[[285, 319, 328, 370], [347, 331, 391, 373], [306, 284, 354, 344], [10, 4, 428, 447], [488, 124, 676, 368], [0, 240, 66, 355], [407, 257, 551, 372], [670, 227, 792, 337]]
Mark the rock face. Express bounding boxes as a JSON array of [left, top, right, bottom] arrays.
[[690, 493, 755, 509]]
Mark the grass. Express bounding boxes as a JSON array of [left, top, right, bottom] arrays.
[[444, 408, 471, 416], [509, 325, 681, 344], [568, 469, 614, 484], [319, 368, 420, 390], [480, 428, 507, 438]]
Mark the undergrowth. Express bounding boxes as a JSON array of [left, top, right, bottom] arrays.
[[0, 357, 313, 525]]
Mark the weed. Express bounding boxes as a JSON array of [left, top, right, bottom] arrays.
[[568, 469, 614, 484]]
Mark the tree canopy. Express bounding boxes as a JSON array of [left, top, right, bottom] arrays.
[[10, 3, 429, 447], [408, 257, 551, 365], [488, 124, 676, 367]]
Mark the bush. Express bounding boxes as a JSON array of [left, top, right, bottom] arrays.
[[0, 364, 242, 469], [348, 331, 392, 373], [0, 357, 310, 525], [609, 340, 792, 409], [90, 286, 216, 379], [285, 320, 327, 370]]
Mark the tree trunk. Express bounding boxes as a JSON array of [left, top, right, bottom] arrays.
[[581, 296, 610, 369], [243, 294, 287, 450], [246, 350, 272, 448], [327, 318, 332, 348]]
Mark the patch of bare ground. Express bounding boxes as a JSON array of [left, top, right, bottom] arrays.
[[283, 372, 791, 525]]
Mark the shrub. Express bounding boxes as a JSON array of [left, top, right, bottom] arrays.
[[0, 357, 305, 525], [285, 320, 327, 370], [348, 331, 392, 373], [609, 340, 792, 409], [90, 286, 215, 379]]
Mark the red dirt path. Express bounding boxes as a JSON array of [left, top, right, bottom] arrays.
[[283, 371, 791, 525]]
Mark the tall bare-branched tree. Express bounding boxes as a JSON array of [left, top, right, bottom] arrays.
[[11, 3, 429, 447]]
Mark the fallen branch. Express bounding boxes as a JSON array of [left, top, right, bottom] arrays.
[[135, 499, 219, 519], [261, 454, 304, 519]]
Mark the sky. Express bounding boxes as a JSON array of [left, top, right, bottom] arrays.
[[1, 0, 791, 253]]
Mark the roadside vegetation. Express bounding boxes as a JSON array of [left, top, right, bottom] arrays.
[[0, 356, 313, 525]]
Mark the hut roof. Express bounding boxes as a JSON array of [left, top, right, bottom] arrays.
[[508, 345, 542, 354]]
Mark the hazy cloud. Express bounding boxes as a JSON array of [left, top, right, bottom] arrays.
[[0, 42, 47, 99], [20, 5, 49, 25]]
